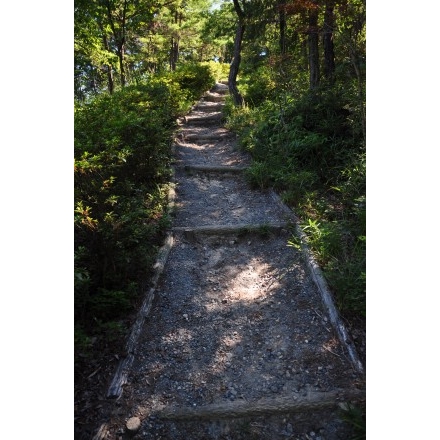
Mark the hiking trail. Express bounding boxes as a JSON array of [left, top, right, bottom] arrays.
[[94, 83, 365, 440]]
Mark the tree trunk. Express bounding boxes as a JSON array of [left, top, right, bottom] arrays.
[[104, 0, 127, 87], [102, 33, 114, 94], [323, 0, 335, 83], [228, 0, 246, 106], [170, 37, 179, 71], [170, 11, 181, 71], [308, 1, 320, 89], [118, 45, 126, 87], [349, 46, 366, 142], [279, 3, 286, 55]]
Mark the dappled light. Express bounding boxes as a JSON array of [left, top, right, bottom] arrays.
[[75, 0, 365, 435]]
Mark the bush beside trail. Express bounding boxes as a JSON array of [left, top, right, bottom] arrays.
[[225, 82, 365, 319], [74, 64, 215, 354]]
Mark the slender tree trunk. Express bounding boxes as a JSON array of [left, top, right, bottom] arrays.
[[118, 45, 126, 86], [170, 37, 176, 70], [323, 0, 335, 83], [120, 0, 127, 86], [279, 3, 286, 55], [102, 33, 114, 94], [228, 0, 246, 106], [170, 33, 179, 71], [349, 45, 366, 142], [308, 1, 320, 89], [170, 11, 181, 71], [104, 0, 127, 87]]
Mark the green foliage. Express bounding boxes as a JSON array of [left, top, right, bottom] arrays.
[[75, 67, 213, 343], [200, 61, 230, 82], [173, 63, 216, 102], [227, 78, 365, 318], [200, 1, 236, 62], [88, 286, 135, 321], [340, 403, 366, 440], [245, 162, 272, 190], [241, 64, 277, 107], [74, 326, 93, 355]]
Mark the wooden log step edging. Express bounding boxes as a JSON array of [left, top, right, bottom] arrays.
[[106, 232, 175, 399], [173, 222, 292, 239], [185, 115, 224, 125], [269, 189, 364, 374], [202, 94, 225, 102], [194, 103, 225, 112], [183, 164, 248, 173], [156, 389, 366, 420], [180, 132, 236, 141]]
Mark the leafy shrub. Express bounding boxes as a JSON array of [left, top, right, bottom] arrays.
[[74, 66, 213, 342], [242, 65, 277, 107], [245, 161, 272, 189], [226, 83, 366, 317], [200, 61, 230, 82], [173, 63, 216, 102]]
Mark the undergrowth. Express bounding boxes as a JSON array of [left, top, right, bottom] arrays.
[[225, 82, 366, 317], [74, 63, 215, 356]]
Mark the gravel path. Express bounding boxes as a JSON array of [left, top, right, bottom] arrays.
[[96, 83, 365, 440]]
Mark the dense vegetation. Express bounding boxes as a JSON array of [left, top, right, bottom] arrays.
[[75, 0, 365, 433], [74, 64, 217, 351], [223, 0, 366, 319]]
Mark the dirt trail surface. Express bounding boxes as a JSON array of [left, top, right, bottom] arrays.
[[94, 84, 365, 440]]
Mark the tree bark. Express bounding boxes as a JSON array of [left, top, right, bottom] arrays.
[[118, 45, 126, 86], [228, 0, 246, 106], [278, 3, 286, 55], [102, 33, 114, 94], [323, 0, 335, 83], [104, 0, 127, 87], [170, 37, 179, 71], [169, 10, 180, 71], [308, 1, 320, 89], [349, 46, 366, 142]]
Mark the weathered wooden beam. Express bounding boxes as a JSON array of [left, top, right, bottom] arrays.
[[202, 94, 225, 102], [157, 389, 366, 420], [269, 189, 364, 374], [194, 103, 225, 112], [181, 132, 235, 141], [106, 234, 174, 399], [183, 164, 248, 173], [173, 222, 291, 238], [185, 114, 224, 125]]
